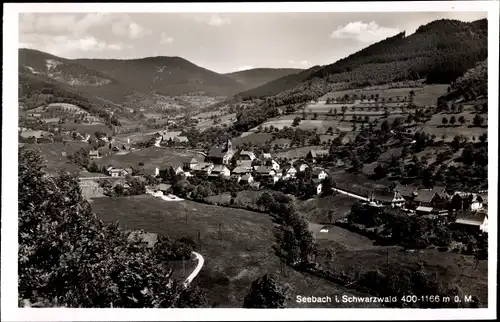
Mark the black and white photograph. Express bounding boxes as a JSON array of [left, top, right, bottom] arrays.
[[2, 1, 498, 321]]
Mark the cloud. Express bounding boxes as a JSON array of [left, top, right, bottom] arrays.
[[112, 19, 152, 40], [236, 65, 254, 71], [288, 60, 295, 64], [20, 33, 129, 57], [299, 60, 309, 66], [160, 33, 174, 44], [329, 21, 400, 43]]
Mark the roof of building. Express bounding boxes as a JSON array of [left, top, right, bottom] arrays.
[[262, 153, 272, 159], [414, 189, 437, 203], [241, 174, 253, 181], [372, 190, 401, 202], [212, 165, 229, 173], [255, 166, 275, 174], [282, 164, 297, 172], [239, 150, 254, 156], [176, 136, 189, 143], [416, 206, 434, 213], [232, 166, 252, 174], [455, 211, 487, 226], [183, 157, 199, 164], [432, 186, 447, 197], [394, 183, 419, 198]]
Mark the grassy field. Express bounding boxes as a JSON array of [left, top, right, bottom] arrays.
[[94, 147, 204, 169], [60, 123, 112, 135], [91, 195, 380, 308], [195, 113, 237, 131], [231, 132, 274, 147], [273, 145, 325, 159], [315, 247, 488, 306], [22, 142, 88, 174]]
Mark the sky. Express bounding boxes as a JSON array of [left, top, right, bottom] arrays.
[[18, 11, 487, 74]]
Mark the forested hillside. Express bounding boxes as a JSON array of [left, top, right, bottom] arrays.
[[240, 19, 488, 104], [225, 68, 304, 92]]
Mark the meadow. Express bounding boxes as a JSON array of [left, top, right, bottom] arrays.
[[91, 195, 380, 308]]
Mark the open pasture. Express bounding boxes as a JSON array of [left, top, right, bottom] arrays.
[[91, 195, 379, 308]]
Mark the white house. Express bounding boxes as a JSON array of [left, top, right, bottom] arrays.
[[263, 159, 280, 171], [316, 183, 323, 195], [281, 165, 297, 180], [192, 162, 214, 176], [209, 165, 231, 179], [107, 167, 129, 177], [294, 161, 310, 172], [312, 168, 328, 181], [240, 174, 254, 184], [171, 165, 185, 175], [183, 157, 198, 170]]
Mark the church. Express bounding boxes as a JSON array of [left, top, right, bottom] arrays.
[[205, 138, 234, 165]]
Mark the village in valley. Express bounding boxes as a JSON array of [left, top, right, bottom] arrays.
[[16, 10, 491, 310]]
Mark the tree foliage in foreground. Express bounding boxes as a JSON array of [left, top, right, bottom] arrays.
[[18, 147, 204, 308], [243, 274, 288, 308]]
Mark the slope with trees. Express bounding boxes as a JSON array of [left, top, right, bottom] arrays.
[[225, 68, 304, 92]]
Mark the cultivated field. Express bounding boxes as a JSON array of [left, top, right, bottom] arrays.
[[195, 113, 237, 131], [273, 145, 325, 159], [91, 195, 380, 308], [59, 123, 113, 136], [231, 132, 274, 147]]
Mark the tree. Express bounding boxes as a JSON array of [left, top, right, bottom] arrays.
[[88, 161, 99, 173], [478, 133, 487, 145], [68, 147, 90, 168], [292, 117, 301, 127], [458, 116, 466, 126], [243, 274, 288, 308], [18, 147, 201, 308], [441, 117, 448, 126], [313, 113, 318, 120], [449, 115, 456, 127], [473, 114, 484, 127]]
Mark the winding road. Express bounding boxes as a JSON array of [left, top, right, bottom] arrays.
[[183, 251, 204, 288]]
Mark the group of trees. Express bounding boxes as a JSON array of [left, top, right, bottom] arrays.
[[257, 192, 316, 266], [441, 115, 467, 127], [19, 147, 206, 308]]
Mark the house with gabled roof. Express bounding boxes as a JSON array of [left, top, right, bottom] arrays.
[[370, 190, 405, 208], [394, 183, 419, 200], [305, 149, 329, 163], [192, 162, 214, 176], [293, 160, 310, 172], [239, 173, 254, 184], [183, 157, 199, 170], [208, 165, 231, 179], [413, 189, 438, 208], [312, 168, 328, 181], [454, 210, 488, 233], [254, 166, 276, 182], [281, 164, 297, 180]]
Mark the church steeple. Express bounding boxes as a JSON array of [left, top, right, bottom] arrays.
[[224, 138, 232, 152]]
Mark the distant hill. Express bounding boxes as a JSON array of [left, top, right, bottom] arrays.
[[18, 49, 247, 104], [225, 68, 303, 92], [239, 18, 488, 104]]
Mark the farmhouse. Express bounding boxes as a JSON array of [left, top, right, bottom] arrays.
[[271, 139, 292, 149], [294, 160, 310, 172], [312, 168, 328, 181], [263, 159, 280, 171], [413, 189, 439, 208], [107, 167, 131, 177], [231, 166, 252, 181], [262, 153, 272, 159], [205, 139, 234, 165], [254, 166, 276, 179], [370, 190, 405, 208], [235, 150, 256, 162], [192, 162, 214, 176], [89, 150, 100, 160], [281, 164, 297, 180], [305, 150, 329, 163], [209, 166, 231, 179], [239, 174, 254, 184], [394, 183, 419, 200], [454, 210, 488, 233], [183, 157, 199, 170]]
